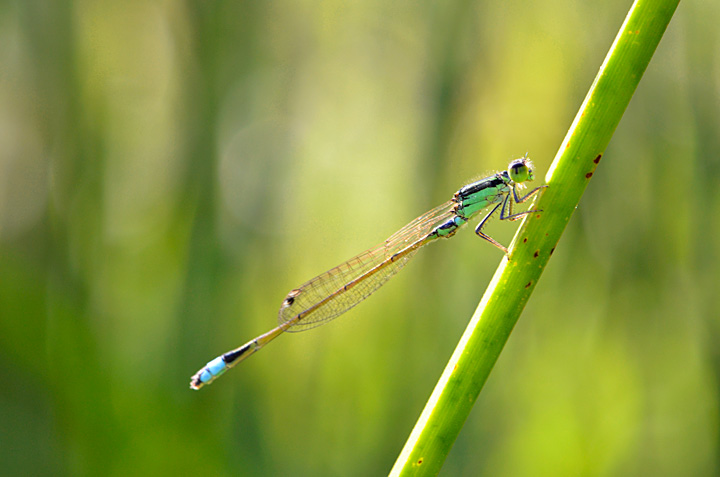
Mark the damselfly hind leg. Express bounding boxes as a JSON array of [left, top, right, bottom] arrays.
[[474, 184, 548, 254], [474, 201, 509, 254]]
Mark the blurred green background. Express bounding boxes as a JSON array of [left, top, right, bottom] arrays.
[[1, 0, 718, 475]]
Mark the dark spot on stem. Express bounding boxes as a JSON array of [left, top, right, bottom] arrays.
[[525, 281, 532, 288], [586, 172, 593, 179], [417, 458, 423, 465], [593, 154, 602, 164], [550, 247, 555, 255], [533, 250, 539, 258], [523, 237, 528, 243]]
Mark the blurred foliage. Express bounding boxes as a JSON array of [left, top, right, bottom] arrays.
[[0, 0, 718, 475]]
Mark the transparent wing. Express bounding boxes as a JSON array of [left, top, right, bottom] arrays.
[[278, 200, 456, 332]]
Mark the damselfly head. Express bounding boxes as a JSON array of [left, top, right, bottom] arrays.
[[508, 157, 534, 184]]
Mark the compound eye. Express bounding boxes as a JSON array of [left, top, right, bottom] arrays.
[[508, 159, 530, 183]]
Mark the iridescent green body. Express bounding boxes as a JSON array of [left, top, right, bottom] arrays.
[[190, 157, 545, 389]]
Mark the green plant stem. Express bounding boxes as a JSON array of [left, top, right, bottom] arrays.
[[390, 0, 681, 475]]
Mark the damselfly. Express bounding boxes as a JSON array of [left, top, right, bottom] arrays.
[[191, 156, 545, 389]]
